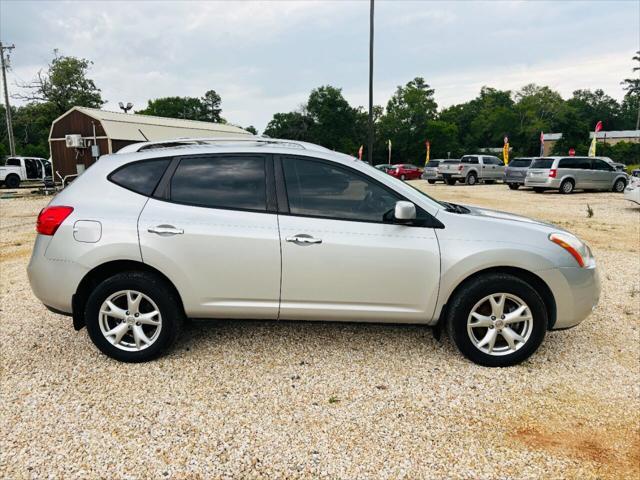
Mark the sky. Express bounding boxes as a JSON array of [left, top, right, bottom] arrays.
[[1, 0, 639, 132]]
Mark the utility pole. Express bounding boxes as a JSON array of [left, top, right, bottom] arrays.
[[0, 42, 16, 156], [367, 0, 374, 165]]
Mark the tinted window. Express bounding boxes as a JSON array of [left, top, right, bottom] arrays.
[[558, 158, 591, 169], [426, 161, 440, 167], [282, 157, 398, 222], [531, 158, 554, 169], [592, 160, 614, 171], [461, 156, 479, 164], [509, 159, 532, 168], [6, 158, 20, 166], [110, 158, 171, 196], [170, 156, 266, 211]]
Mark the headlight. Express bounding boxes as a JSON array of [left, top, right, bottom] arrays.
[[549, 232, 594, 268]]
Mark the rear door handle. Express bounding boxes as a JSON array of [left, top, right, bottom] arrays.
[[148, 225, 184, 236], [286, 234, 322, 245]]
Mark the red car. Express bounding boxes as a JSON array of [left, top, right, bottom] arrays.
[[387, 164, 423, 180]]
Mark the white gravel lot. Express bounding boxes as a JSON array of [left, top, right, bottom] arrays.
[[1, 184, 638, 479]]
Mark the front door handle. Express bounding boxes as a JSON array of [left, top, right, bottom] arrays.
[[286, 234, 322, 245], [148, 225, 184, 236]]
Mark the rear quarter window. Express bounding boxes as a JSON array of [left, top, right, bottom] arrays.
[[109, 158, 171, 196], [530, 158, 554, 169]]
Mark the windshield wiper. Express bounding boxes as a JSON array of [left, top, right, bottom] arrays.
[[441, 202, 470, 214]]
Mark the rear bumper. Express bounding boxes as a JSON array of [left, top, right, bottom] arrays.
[[537, 265, 600, 330], [27, 235, 87, 314], [505, 175, 526, 185], [422, 171, 441, 180], [525, 177, 560, 188]]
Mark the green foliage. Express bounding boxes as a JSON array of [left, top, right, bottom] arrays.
[[137, 89, 226, 123], [596, 141, 640, 165], [244, 125, 258, 135]]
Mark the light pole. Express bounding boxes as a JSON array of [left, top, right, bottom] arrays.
[[0, 42, 16, 156], [118, 102, 133, 113], [367, 0, 374, 165]]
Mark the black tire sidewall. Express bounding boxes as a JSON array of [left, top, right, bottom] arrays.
[[85, 271, 183, 362], [560, 180, 574, 194], [428, 179, 436, 184], [467, 174, 477, 185], [447, 274, 547, 367], [508, 184, 519, 190], [614, 179, 625, 192], [5, 175, 20, 188]]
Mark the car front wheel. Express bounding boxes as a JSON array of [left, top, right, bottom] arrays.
[[508, 183, 520, 190], [446, 273, 547, 367], [613, 178, 626, 192], [427, 179, 436, 184], [85, 271, 183, 362]]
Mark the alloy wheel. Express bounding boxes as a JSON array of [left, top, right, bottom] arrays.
[[98, 290, 163, 352], [466, 293, 533, 356]]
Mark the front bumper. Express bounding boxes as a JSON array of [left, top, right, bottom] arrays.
[[537, 265, 600, 329]]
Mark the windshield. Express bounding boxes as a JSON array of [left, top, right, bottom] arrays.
[[509, 159, 532, 168], [530, 158, 554, 169], [426, 161, 440, 167]]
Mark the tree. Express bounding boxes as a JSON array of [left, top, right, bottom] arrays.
[[379, 77, 438, 164], [264, 112, 313, 140], [621, 51, 640, 130], [306, 85, 360, 152], [514, 84, 566, 154], [137, 96, 205, 120], [621, 50, 640, 96], [200, 90, 223, 123], [18, 50, 104, 116], [566, 89, 622, 130], [244, 125, 258, 135], [424, 120, 460, 160]]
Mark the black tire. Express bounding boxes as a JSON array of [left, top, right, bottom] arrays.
[[508, 183, 520, 190], [446, 273, 547, 367], [466, 173, 478, 186], [560, 179, 574, 194], [444, 177, 456, 185], [4, 174, 20, 189], [427, 179, 436, 184], [485, 180, 495, 185], [612, 178, 626, 193], [400, 174, 406, 181], [533, 187, 545, 193], [85, 271, 183, 362]]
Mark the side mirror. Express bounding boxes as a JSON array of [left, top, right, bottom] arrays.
[[394, 201, 416, 222]]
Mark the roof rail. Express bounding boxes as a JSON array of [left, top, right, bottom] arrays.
[[116, 137, 307, 154]]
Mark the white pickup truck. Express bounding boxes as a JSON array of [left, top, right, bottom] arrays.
[[438, 154, 505, 185], [0, 156, 52, 188]]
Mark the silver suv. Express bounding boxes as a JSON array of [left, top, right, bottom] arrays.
[[28, 138, 600, 367], [525, 156, 628, 194]]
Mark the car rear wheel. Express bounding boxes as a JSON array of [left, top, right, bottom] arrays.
[[400, 174, 406, 180], [560, 179, 574, 194], [466, 173, 477, 186], [508, 183, 520, 190], [444, 177, 456, 185], [85, 271, 183, 362], [427, 179, 436, 184], [613, 178, 626, 192], [4, 174, 20, 189], [446, 273, 547, 367]]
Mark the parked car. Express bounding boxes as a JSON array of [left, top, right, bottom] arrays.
[[504, 157, 535, 190], [0, 156, 52, 188], [28, 137, 600, 367], [624, 175, 640, 205], [387, 163, 422, 180], [525, 156, 628, 194], [631, 169, 640, 178], [438, 155, 505, 185], [421, 159, 446, 183], [375, 164, 393, 173]]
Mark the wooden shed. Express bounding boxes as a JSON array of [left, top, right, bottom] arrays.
[[49, 107, 250, 178]]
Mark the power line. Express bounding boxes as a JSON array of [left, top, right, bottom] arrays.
[[0, 42, 16, 156]]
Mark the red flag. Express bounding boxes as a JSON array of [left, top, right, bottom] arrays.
[[594, 121, 603, 132]]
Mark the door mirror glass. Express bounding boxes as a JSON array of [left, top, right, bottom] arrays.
[[395, 201, 416, 221]]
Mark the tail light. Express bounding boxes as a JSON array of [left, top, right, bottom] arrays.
[[549, 169, 557, 178], [36, 206, 74, 236], [458, 165, 464, 171]]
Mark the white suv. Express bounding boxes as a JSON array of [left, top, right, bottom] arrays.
[[28, 138, 600, 367]]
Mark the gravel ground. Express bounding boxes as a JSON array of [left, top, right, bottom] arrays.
[[1, 184, 638, 479]]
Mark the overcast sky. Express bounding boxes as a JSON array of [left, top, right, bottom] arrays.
[[1, 0, 638, 131]]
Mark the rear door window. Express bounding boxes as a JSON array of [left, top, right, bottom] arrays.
[[558, 158, 591, 169], [170, 155, 267, 211], [110, 158, 171, 196], [592, 159, 614, 171]]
